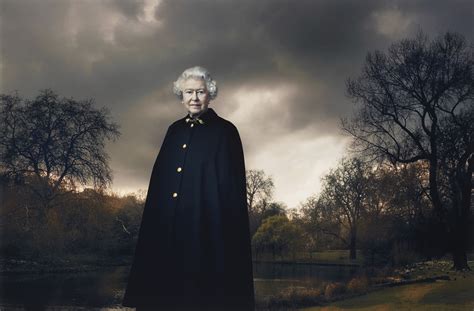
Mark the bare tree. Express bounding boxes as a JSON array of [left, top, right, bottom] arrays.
[[299, 195, 342, 252], [0, 89, 121, 206], [318, 157, 372, 259], [343, 31, 473, 269], [246, 169, 274, 213]]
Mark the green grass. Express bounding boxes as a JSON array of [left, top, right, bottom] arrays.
[[299, 274, 474, 311]]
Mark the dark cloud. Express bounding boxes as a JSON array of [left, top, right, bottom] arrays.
[[111, 0, 145, 19], [1, 0, 472, 206]]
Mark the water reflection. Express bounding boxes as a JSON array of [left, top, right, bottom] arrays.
[[0, 263, 362, 309]]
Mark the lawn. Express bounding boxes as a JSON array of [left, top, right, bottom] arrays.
[[300, 274, 474, 311]]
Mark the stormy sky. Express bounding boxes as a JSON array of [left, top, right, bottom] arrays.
[[1, 0, 473, 210]]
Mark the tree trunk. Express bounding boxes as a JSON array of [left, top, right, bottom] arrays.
[[449, 206, 470, 270], [429, 154, 444, 216], [452, 248, 469, 270], [449, 158, 472, 271], [451, 216, 469, 270], [349, 228, 357, 260]]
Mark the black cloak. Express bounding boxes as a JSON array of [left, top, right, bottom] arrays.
[[122, 108, 255, 310]]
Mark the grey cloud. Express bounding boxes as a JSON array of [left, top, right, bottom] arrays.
[[1, 0, 472, 204], [110, 0, 145, 20]]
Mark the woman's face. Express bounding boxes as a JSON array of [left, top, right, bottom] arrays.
[[181, 78, 210, 116]]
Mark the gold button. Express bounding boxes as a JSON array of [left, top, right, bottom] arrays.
[[190, 123, 194, 127], [177, 167, 182, 172], [172, 192, 178, 198], [182, 144, 187, 148]]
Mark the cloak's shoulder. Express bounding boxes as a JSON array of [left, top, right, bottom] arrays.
[[214, 115, 241, 141], [169, 117, 185, 130], [160, 117, 186, 141]]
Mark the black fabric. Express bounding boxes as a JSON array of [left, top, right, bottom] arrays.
[[122, 108, 255, 310]]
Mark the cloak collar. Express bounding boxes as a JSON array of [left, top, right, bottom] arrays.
[[183, 107, 218, 125]]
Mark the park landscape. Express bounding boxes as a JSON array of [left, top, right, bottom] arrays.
[[0, 7, 473, 311], [0, 0, 474, 311]]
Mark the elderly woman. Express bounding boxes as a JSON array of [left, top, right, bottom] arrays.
[[122, 66, 255, 311]]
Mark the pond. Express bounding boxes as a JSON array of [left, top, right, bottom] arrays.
[[0, 262, 363, 310]]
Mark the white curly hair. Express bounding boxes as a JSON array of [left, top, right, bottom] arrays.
[[173, 66, 218, 100]]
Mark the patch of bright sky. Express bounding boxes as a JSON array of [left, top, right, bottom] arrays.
[[227, 83, 349, 210], [248, 130, 349, 210], [371, 7, 415, 39]]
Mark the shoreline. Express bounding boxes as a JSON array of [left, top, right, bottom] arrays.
[[2, 258, 472, 310], [1, 257, 361, 275], [254, 260, 360, 267], [256, 260, 473, 310], [0, 257, 131, 275], [0, 276, 457, 311], [299, 273, 474, 310]]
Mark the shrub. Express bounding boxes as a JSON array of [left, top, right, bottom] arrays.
[[259, 286, 324, 309], [347, 276, 369, 294], [324, 282, 346, 300], [279, 286, 323, 306]]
